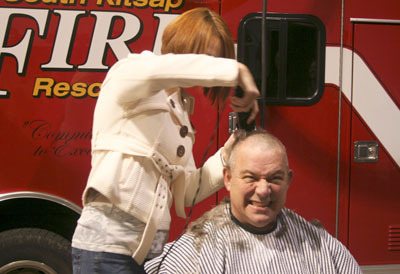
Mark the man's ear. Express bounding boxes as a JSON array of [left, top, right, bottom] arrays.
[[287, 169, 293, 186], [223, 167, 232, 191]]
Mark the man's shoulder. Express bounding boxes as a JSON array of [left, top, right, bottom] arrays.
[[280, 208, 327, 234], [188, 203, 230, 234]]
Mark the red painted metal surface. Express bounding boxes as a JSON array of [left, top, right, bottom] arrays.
[[346, 7, 400, 264], [0, 0, 399, 267]]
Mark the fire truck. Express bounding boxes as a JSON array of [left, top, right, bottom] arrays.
[[0, 0, 399, 273]]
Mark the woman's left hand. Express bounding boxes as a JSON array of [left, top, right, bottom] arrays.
[[230, 63, 260, 123]]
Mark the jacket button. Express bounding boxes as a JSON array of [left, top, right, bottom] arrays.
[[177, 145, 185, 157], [170, 99, 175, 108], [180, 126, 188, 137]]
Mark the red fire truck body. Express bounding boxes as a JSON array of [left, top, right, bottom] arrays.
[[0, 0, 399, 273]]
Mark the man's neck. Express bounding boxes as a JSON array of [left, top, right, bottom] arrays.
[[229, 205, 277, 235]]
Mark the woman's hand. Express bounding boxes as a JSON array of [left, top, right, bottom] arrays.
[[230, 63, 260, 123], [221, 133, 237, 167]]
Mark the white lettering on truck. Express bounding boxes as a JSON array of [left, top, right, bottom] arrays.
[[0, 7, 178, 98], [0, 8, 178, 72], [0, 8, 49, 74]]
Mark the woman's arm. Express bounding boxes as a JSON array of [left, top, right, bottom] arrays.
[[101, 51, 239, 103], [180, 133, 236, 208]]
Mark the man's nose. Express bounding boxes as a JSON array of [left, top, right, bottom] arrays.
[[255, 179, 271, 197]]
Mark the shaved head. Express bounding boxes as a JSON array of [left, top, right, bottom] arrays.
[[227, 130, 289, 170]]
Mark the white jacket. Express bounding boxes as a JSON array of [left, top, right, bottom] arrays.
[[82, 51, 239, 263]]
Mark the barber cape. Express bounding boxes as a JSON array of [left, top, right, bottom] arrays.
[[145, 203, 362, 274]]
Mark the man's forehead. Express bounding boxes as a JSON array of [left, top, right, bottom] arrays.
[[235, 141, 288, 167], [237, 138, 283, 156]]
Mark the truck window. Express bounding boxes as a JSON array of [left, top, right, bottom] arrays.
[[237, 13, 326, 105]]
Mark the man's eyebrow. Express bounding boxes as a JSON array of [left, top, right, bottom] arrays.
[[239, 169, 286, 177], [270, 170, 286, 176], [239, 169, 252, 174], [238, 169, 258, 177]]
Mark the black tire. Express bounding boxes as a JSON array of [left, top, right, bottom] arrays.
[[0, 228, 72, 274]]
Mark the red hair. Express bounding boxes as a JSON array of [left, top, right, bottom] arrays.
[[161, 8, 235, 105]]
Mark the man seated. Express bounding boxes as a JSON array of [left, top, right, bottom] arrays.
[[145, 130, 362, 274]]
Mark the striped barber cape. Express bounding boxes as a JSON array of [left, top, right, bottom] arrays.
[[145, 203, 362, 274]]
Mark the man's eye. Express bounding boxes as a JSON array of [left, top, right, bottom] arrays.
[[243, 176, 256, 183], [270, 176, 284, 184]]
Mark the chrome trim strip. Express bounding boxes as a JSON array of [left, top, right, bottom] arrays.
[[334, 0, 345, 239], [351, 18, 400, 24], [361, 264, 400, 274], [0, 191, 82, 214], [259, 0, 267, 127]]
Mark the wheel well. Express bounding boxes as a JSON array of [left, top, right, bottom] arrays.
[[0, 198, 80, 241]]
